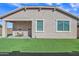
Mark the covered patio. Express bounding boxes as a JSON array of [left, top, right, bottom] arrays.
[[2, 19, 32, 38]]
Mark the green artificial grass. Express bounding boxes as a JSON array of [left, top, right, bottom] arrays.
[[0, 38, 78, 52]]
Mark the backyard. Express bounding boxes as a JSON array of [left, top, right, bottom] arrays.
[[0, 38, 79, 52]]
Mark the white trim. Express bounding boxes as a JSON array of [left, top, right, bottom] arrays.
[[35, 19, 44, 32], [4, 19, 34, 21], [56, 19, 71, 32]]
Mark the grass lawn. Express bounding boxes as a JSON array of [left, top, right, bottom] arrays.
[[0, 38, 79, 52]]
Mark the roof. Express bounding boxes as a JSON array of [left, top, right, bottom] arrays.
[[0, 6, 79, 20]]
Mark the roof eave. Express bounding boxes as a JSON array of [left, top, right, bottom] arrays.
[[56, 7, 79, 20], [0, 6, 79, 20]]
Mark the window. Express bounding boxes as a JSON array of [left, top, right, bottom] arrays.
[[57, 20, 70, 32], [36, 20, 44, 32]]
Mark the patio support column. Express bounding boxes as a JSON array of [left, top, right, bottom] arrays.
[[2, 20, 7, 37]]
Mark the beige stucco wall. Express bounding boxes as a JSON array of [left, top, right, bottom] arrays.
[[13, 21, 32, 31], [33, 10, 77, 39], [4, 9, 77, 38]]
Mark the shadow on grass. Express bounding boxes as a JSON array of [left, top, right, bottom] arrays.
[[0, 51, 79, 56]]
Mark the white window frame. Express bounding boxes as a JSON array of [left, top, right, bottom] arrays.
[[56, 19, 71, 32], [36, 19, 44, 32]]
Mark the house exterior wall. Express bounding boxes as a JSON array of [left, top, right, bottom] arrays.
[[4, 9, 77, 38], [77, 27, 79, 38]]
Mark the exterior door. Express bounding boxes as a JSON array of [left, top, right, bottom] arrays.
[[28, 28, 32, 37], [28, 21, 32, 37]]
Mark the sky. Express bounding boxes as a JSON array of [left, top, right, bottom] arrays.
[[0, 3, 79, 28]]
